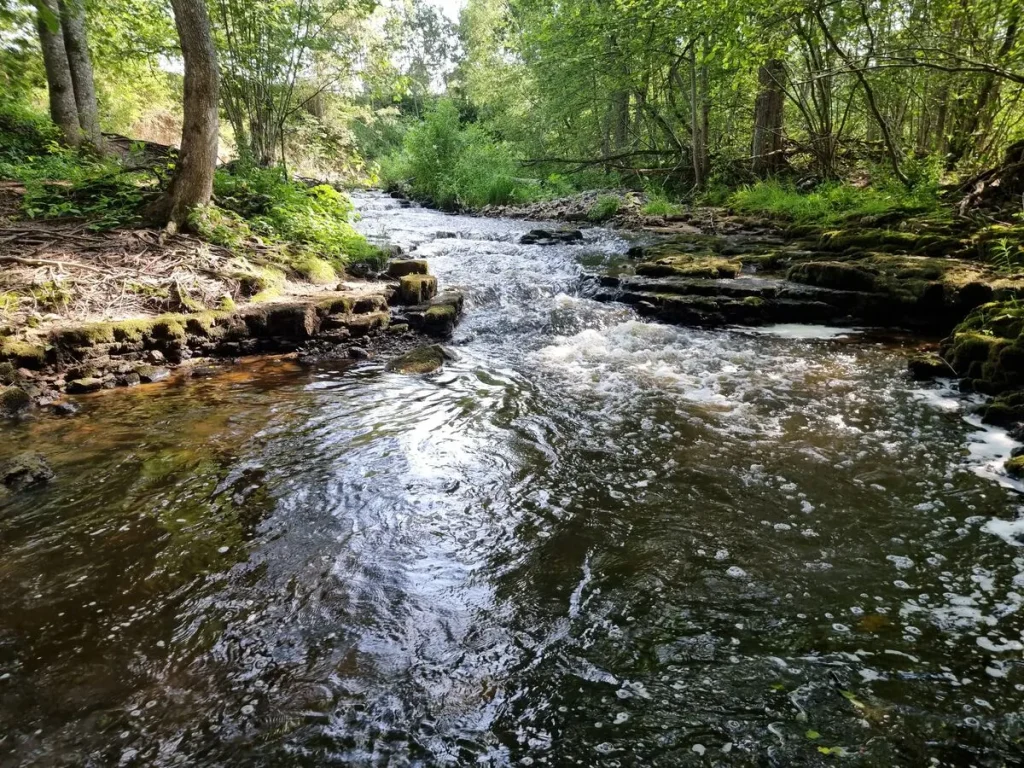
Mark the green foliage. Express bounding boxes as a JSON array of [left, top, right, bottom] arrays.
[[587, 195, 620, 222], [1, 99, 158, 230], [641, 190, 683, 216], [728, 180, 942, 226], [378, 99, 545, 209], [211, 166, 384, 269]]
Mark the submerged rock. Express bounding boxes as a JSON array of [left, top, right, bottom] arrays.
[[0, 451, 54, 493], [385, 344, 456, 374]]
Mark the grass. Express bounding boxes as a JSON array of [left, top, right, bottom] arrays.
[[728, 179, 943, 227], [587, 195, 620, 222]]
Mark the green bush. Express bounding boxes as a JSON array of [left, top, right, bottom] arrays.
[[378, 99, 548, 210]]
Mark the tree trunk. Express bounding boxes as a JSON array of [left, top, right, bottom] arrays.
[[59, 0, 104, 153], [150, 0, 220, 228], [36, 0, 81, 146], [751, 59, 785, 176]]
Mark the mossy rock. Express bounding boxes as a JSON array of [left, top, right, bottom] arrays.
[[398, 274, 438, 304], [1005, 454, 1024, 478], [385, 344, 453, 374], [388, 259, 430, 278], [0, 361, 16, 385], [0, 385, 31, 415], [319, 295, 356, 315], [907, 352, 951, 380], [0, 339, 47, 369], [636, 255, 740, 280], [787, 261, 878, 292], [150, 318, 187, 342], [943, 331, 1008, 373]]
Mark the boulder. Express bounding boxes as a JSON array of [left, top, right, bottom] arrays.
[[385, 344, 456, 374], [1, 451, 54, 492]]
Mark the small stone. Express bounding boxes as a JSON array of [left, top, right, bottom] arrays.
[[349, 346, 370, 359], [0, 451, 54, 491], [146, 350, 165, 364], [66, 377, 105, 394]]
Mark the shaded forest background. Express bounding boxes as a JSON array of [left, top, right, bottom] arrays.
[[4, 0, 1024, 224]]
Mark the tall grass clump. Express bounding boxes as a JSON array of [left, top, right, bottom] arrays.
[[729, 178, 943, 226]]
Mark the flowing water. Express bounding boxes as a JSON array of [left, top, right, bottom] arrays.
[[2, 194, 1024, 767]]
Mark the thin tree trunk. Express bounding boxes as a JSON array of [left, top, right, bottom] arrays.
[[59, 0, 104, 153], [150, 0, 220, 228], [814, 8, 910, 187], [752, 59, 786, 176], [36, 0, 80, 146]]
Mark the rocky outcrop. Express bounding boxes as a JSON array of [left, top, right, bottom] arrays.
[[0, 259, 465, 406]]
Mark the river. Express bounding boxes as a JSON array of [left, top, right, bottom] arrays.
[[1, 193, 1022, 766]]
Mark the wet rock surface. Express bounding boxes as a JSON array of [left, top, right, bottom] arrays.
[[0, 270, 465, 406], [0, 451, 53, 493]]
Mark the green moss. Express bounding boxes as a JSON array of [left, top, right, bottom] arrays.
[[637, 254, 741, 279], [0, 361, 16, 384], [150, 317, 186, 341], [385, 345, 446, 374], [425, 304, 457, 322], [787, 261, 878, 292], [742, 296, 764, 307], [0, 339, 46, 366], [246, 267, 286, 303], [319, 295, 356, 314], [184, 311, 225, 337], [112, 319, 154, 343], [399, 274, 438, 304], [292, 253, 337, 285], [0, 385, 31, 413], [219, 295, 237, 312], [1005, 455, 1024, 478]]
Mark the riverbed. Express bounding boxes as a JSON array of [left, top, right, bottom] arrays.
[[1, 194, 1022, 766]]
